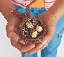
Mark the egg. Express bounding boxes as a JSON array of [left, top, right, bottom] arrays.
[[36, 25, 43, 32], [26, 21, 33, 28], [31, 31, 38, 38]]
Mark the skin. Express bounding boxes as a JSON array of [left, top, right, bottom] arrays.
[[0, 0, 64, 54]]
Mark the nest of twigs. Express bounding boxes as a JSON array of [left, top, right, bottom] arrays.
[[16, 16, 47, 44]]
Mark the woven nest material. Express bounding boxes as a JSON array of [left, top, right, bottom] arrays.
[[16, 16, 47, 44]]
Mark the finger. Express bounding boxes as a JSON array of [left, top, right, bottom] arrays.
[[46, 25, 56, 41], [41, 38, 49, 45], [39, 38, 49, 50], [7, 31, 20, 42], [40, 43, 48, 50], [11, 40, 35, 52], [20, 44, 35, 52], [43, 43, 48, 48], [7, 31, 13, 38], [27, 38, 49, 54], [18, 39, 25, 45], [6, 22, 14, 34], [27, 43, 43, 54], [6, 20, 18, 37], [27, 38, 48, 54]]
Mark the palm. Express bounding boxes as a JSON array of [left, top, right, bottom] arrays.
[[27, 12, 56, 54]]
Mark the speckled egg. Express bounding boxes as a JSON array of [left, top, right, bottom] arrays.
[[26, 21, 34, 28], [36, 25, 43, 32], [31, 31, 38, 38]]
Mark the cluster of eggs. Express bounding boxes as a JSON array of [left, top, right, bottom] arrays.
[[25, 21, 43, 38]]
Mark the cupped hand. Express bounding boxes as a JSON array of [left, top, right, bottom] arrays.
[[6, 17, 35, 52], [27, 11, 57, 54]]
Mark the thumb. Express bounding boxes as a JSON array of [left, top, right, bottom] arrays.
[[6, 21, 20, 42], [7, 31, 20, 42]]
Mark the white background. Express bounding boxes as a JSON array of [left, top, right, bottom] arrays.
[[0, 12, 64, 57]]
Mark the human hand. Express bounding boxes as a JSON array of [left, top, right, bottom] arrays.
[[6, 17, 35, 52], [27, 11, 56, 54]]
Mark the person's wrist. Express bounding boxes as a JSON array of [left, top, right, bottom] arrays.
[[7, 17, 19, 27]]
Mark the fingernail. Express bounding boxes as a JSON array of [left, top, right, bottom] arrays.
[[42, 40, 47, 45], [31, 44, 35, 48], [19, 40, 25, 45], [37, 43, 43, 48]]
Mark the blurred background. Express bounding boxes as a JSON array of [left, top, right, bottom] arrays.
[[0, 12, 64, 57]]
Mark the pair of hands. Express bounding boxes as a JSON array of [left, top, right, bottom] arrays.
[[6, 11, 56, 54]]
